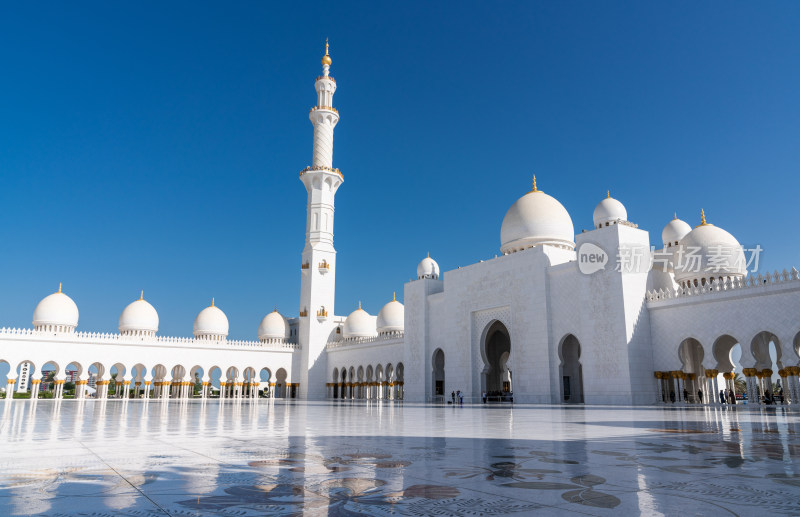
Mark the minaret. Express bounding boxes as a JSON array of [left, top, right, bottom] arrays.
[[296, 40, 343, 399]]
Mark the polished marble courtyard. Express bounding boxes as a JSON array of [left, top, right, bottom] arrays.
[[0, 399, 799, 516]]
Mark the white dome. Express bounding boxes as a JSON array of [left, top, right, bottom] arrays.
[[193, 300, 229, 340], [500, 179, 575, 254], [593, 193, 627, 228], [342, 303, 377, 339], [417, 254, 439, 279], [119, 294, 159, 335], [661, 215, 692, 248], [376, 295, 404, 334], [33, 285, 79, 332], [258, 307, 289, 341], [673, 211, 746, 285]]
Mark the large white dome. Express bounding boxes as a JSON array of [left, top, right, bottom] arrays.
[[661, 214, 692, 248], [376, 294, 404, 334], [417, 254, 439, 279], [33, 285, 79, 332], [500, 178, 575, 254], [193, 300, 229, 340], [673, 211, 746, 286], [258, 307, 289, 341], [119, 293, 159, 336], [593, 193, 627, 228], [342, 302, 376, 339]]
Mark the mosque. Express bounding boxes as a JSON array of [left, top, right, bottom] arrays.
[[2, 44, 800, 406]]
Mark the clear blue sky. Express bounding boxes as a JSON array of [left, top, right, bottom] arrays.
[[1, 2, 798, 340]]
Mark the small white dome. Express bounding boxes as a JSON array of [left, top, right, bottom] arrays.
[[342, 302, 377, 339], [662, 214, 692, 248], [673, 211, 746, 285], [500, 178, 575, 254], [258, 307, 289, 341], [417, 254, 439, 279], [119, 293, 159, 335], [33, 285, 79, 332], [593, 193, 627, 228], [193, 300, 229, 340], [376, 294, 404, 334]]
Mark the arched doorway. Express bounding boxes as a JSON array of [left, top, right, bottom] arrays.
[[679, 338, 705, 403], [432, 349, 445, 400], [559, 334, 584, 403], [482, 321, 511, 398], [750, 331, 782, 402]]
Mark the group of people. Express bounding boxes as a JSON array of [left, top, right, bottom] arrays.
[[665, 386, 786, 405], [450, 390, 463, 405]]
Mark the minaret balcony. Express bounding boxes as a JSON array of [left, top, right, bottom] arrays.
[[316, 307, 329, 322], [318, 261, 330, 274], [299, 309, 309, 317], [301, 262, 310, 273], [309, 106, 339, 114], [299, 165, 343, 180]]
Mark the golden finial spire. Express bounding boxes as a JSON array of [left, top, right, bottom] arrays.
[[273, 304, 277, 313], [700, 209, 707, 226], [427, 251, 430, 258], [392, 292, 396, 302], [531, 175, 538, 192], [58, 282, 62, 294], [211, 297, 215, 307], [607, 190, 610, 199], [321, 38, 332, 66], [674, 212, 678, 220], [358, 300, 361, 310], [139, 290, 144, 301]]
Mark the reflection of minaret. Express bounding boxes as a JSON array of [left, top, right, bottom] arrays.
[[297, 39, 343, 400]]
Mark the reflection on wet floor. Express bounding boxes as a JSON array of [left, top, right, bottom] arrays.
[[0, 399, 799, 516]]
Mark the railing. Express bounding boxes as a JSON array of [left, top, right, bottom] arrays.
[[326, 332, 404, 349], [315, 75, 336, 83], [647, 268, 800, 302], [301, 263, 310, 270], [0, 327, 299, 350]]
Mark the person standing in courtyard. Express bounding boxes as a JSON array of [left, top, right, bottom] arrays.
[[451, 391, 455, 404], [719, 389, 726, 404], [683, 388, 689, 402], [698, 389, 703, 403], [482, 391, 486, 404]]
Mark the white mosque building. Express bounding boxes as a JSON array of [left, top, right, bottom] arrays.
[[2, 44, 800, 406]]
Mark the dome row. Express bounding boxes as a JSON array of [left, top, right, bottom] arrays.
[[342, 296, 405, 339], [498, 178, 744, 283], [32, 289, 293, 342], [31, 288, 406, 341]]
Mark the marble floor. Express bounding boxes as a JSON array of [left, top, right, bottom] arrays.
[[0, 400, 798, 516]]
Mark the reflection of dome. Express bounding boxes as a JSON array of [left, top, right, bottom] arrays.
[[193, 299, 229, 341], [33, 284, 79, 333], [343, 302, 377, 339], [593, 192, 627, 228], [259, 306, 289, 341], [119, 292, 159, 337], [673, 210, 746, 287], [417, 254, 439, 279], [662, 214, 692, 248], [376, 294, 404, 334], [500, 177, 575, 254]]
